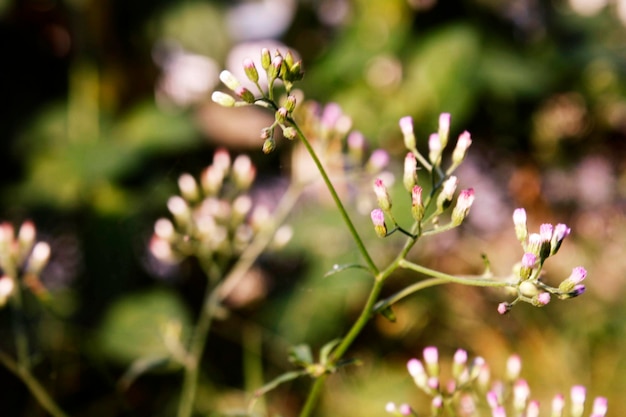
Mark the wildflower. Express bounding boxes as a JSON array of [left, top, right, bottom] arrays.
[[211, 91, 236, 107], [399, 116, 416, 150], [436, 176, 458, 211], [452, 131, 472, 166], [373, 178, 392, 211], [513, 208, 527, 242], [438, 113, 451, 147], [551, 223, 571, 255], [428, 133, 442, 164], [411, 185, 424, 222], [403, 152, 418, 192], [559, 266, 587, 293], [371, 209, 387, 238], [451, 188, 475, 226], [423, 346, 439, 377], [243, 58, 259, 83]]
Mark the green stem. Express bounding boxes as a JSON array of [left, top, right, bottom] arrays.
[[291, 120, 378, 274], [0, 350, 69, 417]]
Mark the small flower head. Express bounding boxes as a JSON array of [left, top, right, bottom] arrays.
[[571, 385, 586, 417], [533, 291, 551, 307], [423, 346, 439, 377], [403, 152, 418, 192], [497, 302, 511, 315], [373, 178, 392, 211], [219, 70, 241, 91], [411, 185, 425, 222], [558, 266, 587, 293], [399, 116, 416, 150], [370, 209, 388, 238], [591, 397, 608, 417], [243, 58, 259, 83], [211, 91, 236, 107], [506, 354, 522, 381], [451, 131, 472, 166], [551, 223, 571, 255], [438, 112, 451, 148], [366, 149, 390, 174], [428, 133, 442, 164], [0, 276, 15, 306], [513, 208, 528, 242], [436, 176, 458, 211], [451, 188, 475, 226], [519, 252, 537, 280]]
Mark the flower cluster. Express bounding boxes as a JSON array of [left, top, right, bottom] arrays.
[[149, 149, 279, 271], [497, 208, 586, 314], [212, 48, 304, 153], [370, 114, 475, 238], [387, 346, 608, 417], [0, 221, 51, 306]]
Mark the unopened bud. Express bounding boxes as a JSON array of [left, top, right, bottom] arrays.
[[506, 354, 522, 381], [18, 221, 36, 263], [366, 149, 389, 174], [262, 138, 276, 154], [403, 152, 418, 192], [260, 48, 271, 70], [26, 241, 51, 275], [232, 154, 256, 190], [452, 131, 472, 165], [558, 266, 587, 293], [154, 218, 176, 241], [282, 126, 296, 139], [552, 394, 565, 417], [211, 91, 236, 107], [178, 173, 199, 202], [267, 56, 283, 82], [0, 276, 15, 305], [373, 178, 392, 211], [451, 188, 475, 226], [243, 58, 259, 83], [275, 107, 288, 124], [591, 397, 608, 417], [428, 133, 442, 164], [532, 292, 551, 307], [571, 385, 586, 417], [219, 70, 241, 91], [399, 116, 416, 150], [513, 208, 528, 242], [551, 223, 570, 255], [167, 196, 190, 226], [235, 86, 255, 103], [285, 95, 297, 113], [436, 176, 457, 211], [370, 209, 387, 238], [407, 358, 428, 390], [423, 346, 439, 377], [201, 165, 225, 195], [411, 185, 424, 221], [438, 113, 451, 148], [497, 302, 511, 315]]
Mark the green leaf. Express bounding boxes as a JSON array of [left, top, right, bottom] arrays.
[[252, 370, 307, 399], [288, 344, 313, 367], [323, 263, 369, 278], [319, 338, 342, 366]]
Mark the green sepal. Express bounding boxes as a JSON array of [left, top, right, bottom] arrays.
[[288, 344, 313, 367]]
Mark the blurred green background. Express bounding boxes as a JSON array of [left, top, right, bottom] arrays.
[[1, 0, 626, 416]]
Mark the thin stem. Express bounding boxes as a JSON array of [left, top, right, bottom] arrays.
[[398, 259, 508, 287], [291, 120, 379, 274], [0, 350, 69, 417]]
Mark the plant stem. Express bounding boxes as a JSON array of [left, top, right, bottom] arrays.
[[291, 121, 379, 275], [0, 350, 69, 417], [398, 259, 507, 287]]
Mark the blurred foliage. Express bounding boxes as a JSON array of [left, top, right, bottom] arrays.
[[1, 0, 626, 416]]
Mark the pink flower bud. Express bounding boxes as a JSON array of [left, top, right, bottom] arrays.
[[591, 397, 608, 417], [451, 188, 475, 226], [428, 133, 442, 164], [497, 302, 511, 315], [452, 131, 472, 165], [438, 112, 451, 147], [370, 209, 387, 238], [399, 116, 416, 150], [506, 354, 522, 380], [366, 149, 390, 174], [423, 346, 439, 377], [403, 152, 418, 192], [373, 178, 392, 211], [243, 58, 259, 83], [411, 185, 424, 221], [552, 394, 565, 417], [559, 266, 587, 293], [436, 176, 457, 210]]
